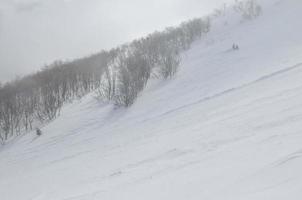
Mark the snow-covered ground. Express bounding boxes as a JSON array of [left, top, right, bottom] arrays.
[[1, 0, 302, 199]]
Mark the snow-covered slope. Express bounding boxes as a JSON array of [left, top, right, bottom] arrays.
[[1, 0, 302, 199]]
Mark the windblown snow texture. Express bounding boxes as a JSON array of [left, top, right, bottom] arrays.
[[1, 0, 302, 199]]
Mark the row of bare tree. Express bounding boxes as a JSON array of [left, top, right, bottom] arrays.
[[0, 17, 211, 143], [97, 18, 211, 106]]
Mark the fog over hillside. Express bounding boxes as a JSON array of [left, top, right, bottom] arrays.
[[0, 0, 231, 83]]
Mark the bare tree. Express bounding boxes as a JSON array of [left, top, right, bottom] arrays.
[[234, 0, 262, 20]]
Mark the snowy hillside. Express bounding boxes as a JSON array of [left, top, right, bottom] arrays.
[[1, 0, 302, 199]]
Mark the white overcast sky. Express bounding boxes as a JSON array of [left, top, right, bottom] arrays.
[[0, 0, 232, 83]]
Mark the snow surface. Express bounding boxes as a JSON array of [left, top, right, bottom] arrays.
[[1, 0, 302, 199]]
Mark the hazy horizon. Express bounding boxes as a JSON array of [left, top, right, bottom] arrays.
[[0, 0, 232, 83]]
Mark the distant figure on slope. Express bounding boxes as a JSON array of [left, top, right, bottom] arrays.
[[232, 43, 239, 50], [36, 128, 42, 136]]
